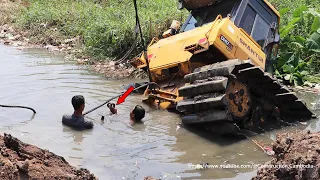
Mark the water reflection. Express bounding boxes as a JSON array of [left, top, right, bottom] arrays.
[[62, 126, 93, 144]]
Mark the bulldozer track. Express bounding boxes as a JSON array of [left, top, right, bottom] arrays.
[[177, 59, 314, 127], [177, 94, 226, 113], [178, 77, 228, 98], [182, 109, 232, 124]]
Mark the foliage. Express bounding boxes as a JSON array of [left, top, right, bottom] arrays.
[[271, 0, 320, 86], [0, 0, 23, 25], [16, 0, 187, 59]]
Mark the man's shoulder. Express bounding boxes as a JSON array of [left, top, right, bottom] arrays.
[[62, 114, 72, 119], [62, 114, 72, 124], [62, 114, 93, 129]]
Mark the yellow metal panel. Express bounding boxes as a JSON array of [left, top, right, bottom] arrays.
[[235, 34, 266, 69], [159, 102, 173, 109], [207, 18, 266, 70], [207, 19, 237, 59], [147, 22, 215, 71]]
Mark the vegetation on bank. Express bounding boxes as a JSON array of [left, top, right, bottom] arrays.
[[11, 0, 186, 60], [270, 0, 320, 85], [1, 0, 319, 85], [0, 0, 22, 25]]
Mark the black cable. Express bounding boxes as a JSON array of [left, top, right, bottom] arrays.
[[167, 69, 180, 87], [0, 104, 36, 114], [83, 82, 160, 116], [115, 24, 139, 65], [133, 0, 152, 82]]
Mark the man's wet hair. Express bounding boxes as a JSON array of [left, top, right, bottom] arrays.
[[133, 105, 145, 122], [72, 95, 85, 110]]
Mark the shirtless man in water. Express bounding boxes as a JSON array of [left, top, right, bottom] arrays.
[[130, 105, 145, 125], [62, 95, 93, 129], [102, 104, 145, 126], [107, 103, 117, 115]]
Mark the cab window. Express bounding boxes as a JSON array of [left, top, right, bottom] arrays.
[[239, 5, 256, 34], [239, 4, 270, 47], [251, 15, 269, 47]]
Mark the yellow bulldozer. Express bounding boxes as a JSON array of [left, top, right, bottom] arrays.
[[130, 0, 314, 133]]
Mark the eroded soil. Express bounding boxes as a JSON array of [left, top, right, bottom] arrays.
[[253, 131, 320, 180], [0, 133, 97, 180]]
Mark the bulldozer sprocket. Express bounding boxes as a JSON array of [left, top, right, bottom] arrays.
[[225, 80, 252, 119], [177, 59, 314, 126]]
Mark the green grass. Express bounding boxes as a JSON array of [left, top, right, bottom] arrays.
[[0, 0, 22, 25], [17, 0, 187, 60]]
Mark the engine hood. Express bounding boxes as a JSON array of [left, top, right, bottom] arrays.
[[147, 22, 215, 70]]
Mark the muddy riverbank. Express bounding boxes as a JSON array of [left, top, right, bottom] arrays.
[[0, 133, 97, 179], [253, 131, 320, 180], [0, 24, 145, 79]]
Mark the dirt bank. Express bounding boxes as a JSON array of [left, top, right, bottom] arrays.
[[252, 131, 320, 180], [0, 133, 97, 180]]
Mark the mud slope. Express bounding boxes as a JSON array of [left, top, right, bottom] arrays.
[[253, 131, 320, 180], [0, 133, 97, 180]]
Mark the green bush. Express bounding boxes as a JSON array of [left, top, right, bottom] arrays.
[[17, 0, 187, 59], [270, 0, 320, 86]]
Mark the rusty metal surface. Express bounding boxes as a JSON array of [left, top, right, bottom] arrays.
[[183, 0, 220, 10], [226, 80, 252, 118]]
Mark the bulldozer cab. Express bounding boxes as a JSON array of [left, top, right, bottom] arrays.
[[180, 0, 280, 48]]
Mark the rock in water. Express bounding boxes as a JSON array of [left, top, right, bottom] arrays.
[[4, 33, 14, 39], [144, 176, 160, 180], [313, 98, 320, 110]]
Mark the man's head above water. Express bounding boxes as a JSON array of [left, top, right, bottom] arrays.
[[72, 95, 85, 113], [130, 105, 145, 122], [62, 95, 93, 129]]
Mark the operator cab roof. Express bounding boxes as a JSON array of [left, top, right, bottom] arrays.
[[180, 0, 221, 10]]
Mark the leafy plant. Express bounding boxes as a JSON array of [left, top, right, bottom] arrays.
[[276, 5, 320, 86], [280, 62, 309, 86]]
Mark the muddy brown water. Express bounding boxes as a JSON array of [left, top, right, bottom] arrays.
[[0, 44, 319, 180]]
